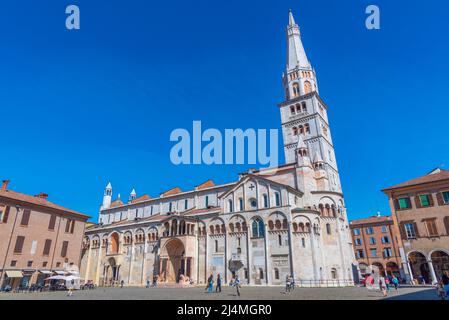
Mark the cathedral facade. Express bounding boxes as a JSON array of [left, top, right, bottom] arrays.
[[80, 11, 356, 287]]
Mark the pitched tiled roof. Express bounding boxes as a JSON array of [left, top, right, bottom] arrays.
[[130, 194, 151, 203], [196, 180, 215, 190], [350, 215, 392, 226], [160, 187, 182, 197], [0, 188, 89, 218], [382, 169, 449, 191], [110, 198, 124, 208]]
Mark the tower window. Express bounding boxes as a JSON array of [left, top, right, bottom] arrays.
[[301, 102, 307, 113], [304, 123, 310, 134], [298, 125, 304, 135], [290, 106, 295, 115], [292, 127, 298, 136], [304, 81, 312, 94], [292, 83, 300, 97]]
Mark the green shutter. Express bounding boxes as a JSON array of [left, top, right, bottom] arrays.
[[419, 194, 430, 206]]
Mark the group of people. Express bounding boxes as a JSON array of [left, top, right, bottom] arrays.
[[436, 274, 449, 300], [285, 275, 295, 293], [205, 274, 242, 296], [365, 273, 400, 297]]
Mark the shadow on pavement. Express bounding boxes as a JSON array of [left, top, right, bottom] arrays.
[[383, 288, 437, 300]]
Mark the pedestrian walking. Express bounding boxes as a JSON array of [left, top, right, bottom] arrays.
[[379, 276, 387, 297], [207, 274, 214, 293], [385, 276, 390, 292], [234, 276, 241, 297], [120, 280, 124, 288], [392, 275, 399, 292], [215, 274, 222, 293], [436, 280, 447, 300], [146, 277, 150, 288], [442, 274, 449, 295], [290, 274, 295, 291]]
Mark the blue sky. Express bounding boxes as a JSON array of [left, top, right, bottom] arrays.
[[1, 0, 448, 221]]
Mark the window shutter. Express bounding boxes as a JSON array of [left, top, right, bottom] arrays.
[[398, 223, 406, 239], [70, 220, 75, 234], [437, 192, 444, 206], [61, 241, 68, 257], [414, 196, 422, 209], [413, 222, 420, 238], [65, 219, 71, 233], [21, 209, 31, 225], [48, 214, 56, 230], [3, 206, 10, 223], [394, 199, 399, 210], [444, 217, 449, 235], [14, 236, 25, 253], [43, 239, 52, 255], [428, 194, 434, 207]]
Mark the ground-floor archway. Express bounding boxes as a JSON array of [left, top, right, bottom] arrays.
[[430, 250, 449, 280], [386, 262, 400, 277], [160, 238, 189, 283], [408, 252, 430, 284]]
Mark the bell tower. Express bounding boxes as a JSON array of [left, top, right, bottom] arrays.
[[279, 10, 342, 193]]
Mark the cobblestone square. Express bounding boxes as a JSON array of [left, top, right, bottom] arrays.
[[0, 285, 439, 300]]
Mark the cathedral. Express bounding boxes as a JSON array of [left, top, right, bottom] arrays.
[[80, 10, 356, 287]]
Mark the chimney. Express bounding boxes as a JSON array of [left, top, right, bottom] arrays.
[[35, 192, 48, 200], [1, 180, 10, 191]]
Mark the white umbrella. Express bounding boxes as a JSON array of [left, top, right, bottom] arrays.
[[46, 275, 66, 280], [65, 275, 82, 281]]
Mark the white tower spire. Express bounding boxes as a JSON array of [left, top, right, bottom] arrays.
[[101, 182, 112, 210], [286, 9, 310, 71]]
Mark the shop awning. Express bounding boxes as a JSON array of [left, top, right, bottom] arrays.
[[5, 270, 23, 278], [53, 270, 67, 275], [39, 270, 53, 274]]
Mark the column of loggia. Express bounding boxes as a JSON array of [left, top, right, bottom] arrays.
[[94, 234, 103, 285], [84, 238, 93, 283]]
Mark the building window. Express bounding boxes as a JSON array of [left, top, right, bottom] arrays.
[[43, 239, 52, 256], [304, 123, 310, 134], [205, 196, 209, 208], [443, 191, 449, 204], [14, 236, 25, 254], [278, 234, 282, 246], [61, 241, 69, 258], [366, 227, 374, 235], [381, 236, 390, 244], [42, 261, 48, 268], [259, 268, 264, 280], [274, 268, 279, 280], [56, 262, 61, 268], [184, 199, 188, 210], [215, 240, 218, 253], [20, 209, 31, 226], [290, 106, 295, 115], [419, 194, 431, 207], [354, 238, 362, 246], [370, 249, 377, 258], [383, 248, 392, 258], [326, 223, 331, 235], [238, 198, 243, 211], [381, 225, 387, 233], [404, 223, 416, 239], [275, 192, 281, 206], [252, 219, 265, 238], [48, 214, 56, 230], [369, 237, 376, 245], [169, 202, 173, 212], [301, 238, 306, 247], [424, 219, 438, 237], [65, 219, 75, 234], [249, 198, 257, 209], [331, 268, 337, 279], [353, 229, 360, 236], [356, 250, 364, 258], [1, 206, 10, 223], [10, 260, 17, 267], [228, 200, 233, 213], [398, 197, 411, 209], [27, 261, 33, 267], [263, 194, 268, 208]]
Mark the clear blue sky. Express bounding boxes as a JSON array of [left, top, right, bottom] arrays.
[[1, 0, 448, 221]]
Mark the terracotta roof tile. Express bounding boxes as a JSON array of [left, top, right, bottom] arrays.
[[130, 194, 151, 203], [350, 216, 392, 226], [161, 187, 182, 197], [0, 189, 88, 218], [110, 198, 124, 208], [196, 180, 215, 190], [383, 169, 449, 191]]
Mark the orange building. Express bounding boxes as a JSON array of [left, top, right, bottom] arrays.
[[350, 214, 403, 279], [382, 168, 449, 284], [0, 180, 90, 290]]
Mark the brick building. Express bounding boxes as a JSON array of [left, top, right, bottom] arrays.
[[0, 180, 90, 290], [350, 214, 403, 279], [382, 168, 449, 284]]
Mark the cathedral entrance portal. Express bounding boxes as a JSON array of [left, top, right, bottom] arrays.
[[161, 239, 187, 283]]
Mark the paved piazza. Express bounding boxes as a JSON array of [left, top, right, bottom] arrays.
[[0, 286, 439, 300]]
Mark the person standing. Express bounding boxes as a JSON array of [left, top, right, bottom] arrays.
[[285, 275, 291, 293], [215, 274, 222, 293], [146, 277, 150, 288], [120, 280, 124, 289]]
